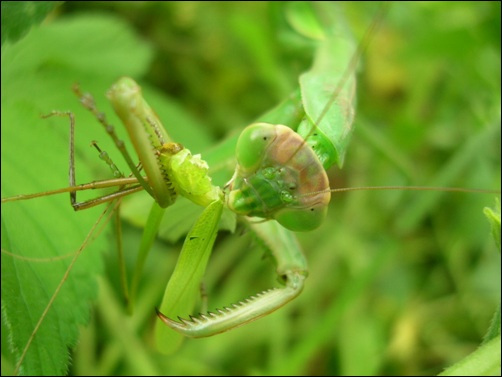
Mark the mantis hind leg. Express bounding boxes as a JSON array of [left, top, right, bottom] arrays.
[[41, 111, 143, 210], [40, 110, 148, 310]]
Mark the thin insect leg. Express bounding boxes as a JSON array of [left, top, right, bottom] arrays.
[[72, 184, 143, 211], [85, 139, 138, 309], [73, 84, 155, 198], [41, 111, 145, 211], [1, 177, 140, 204], [90, 140, 124, 178], [41, 111, 79, 206], [114, 203, 130, 306], [85, 142, 132, 307], [26, 119, 136, 311]]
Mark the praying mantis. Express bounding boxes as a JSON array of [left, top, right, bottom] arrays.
[[2, 2, 500, 376]]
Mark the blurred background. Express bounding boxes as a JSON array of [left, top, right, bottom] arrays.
[[2, 2, 500, 375]]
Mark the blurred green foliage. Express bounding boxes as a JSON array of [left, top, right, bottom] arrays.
[[1, 1, 60, 45], [1, 1, 500, 375]]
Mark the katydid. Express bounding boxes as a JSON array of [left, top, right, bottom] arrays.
[[1, 2, 500, 376]]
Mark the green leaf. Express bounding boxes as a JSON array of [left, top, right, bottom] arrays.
[[482, 199, 501, 346], [1, 14, 153, 375], [1, 1, 61, 45], [484, 304, 501, 346], [284, 2, 325, 40], [484, 199, 501, 252], [438, 335, 501, 376]]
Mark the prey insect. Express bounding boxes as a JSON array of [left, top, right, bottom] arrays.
[[2, 2, 500, 376]]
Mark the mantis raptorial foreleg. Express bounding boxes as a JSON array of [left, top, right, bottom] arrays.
[[156, 219, 307, 341]]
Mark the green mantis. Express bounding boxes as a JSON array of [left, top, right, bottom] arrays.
[[1, 2, 500, 376]]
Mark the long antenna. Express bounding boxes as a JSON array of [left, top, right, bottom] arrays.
[[300, 186, 501, 198]]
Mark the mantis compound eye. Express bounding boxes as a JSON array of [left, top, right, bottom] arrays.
[[227, 123, 330, 231]]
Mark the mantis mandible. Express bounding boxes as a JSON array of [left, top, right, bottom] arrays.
[[1, 2, 500, 376]]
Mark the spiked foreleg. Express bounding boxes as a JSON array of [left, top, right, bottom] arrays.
[[156, 221, 307, 337]]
